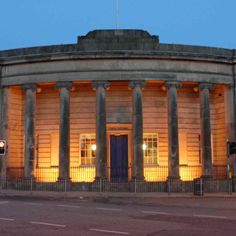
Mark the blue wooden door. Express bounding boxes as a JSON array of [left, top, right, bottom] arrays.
[[110, 135, 128, 182]]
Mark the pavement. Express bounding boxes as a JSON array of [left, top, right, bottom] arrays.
[[1, 191, 236, 236], [1, 190, 236, 235]]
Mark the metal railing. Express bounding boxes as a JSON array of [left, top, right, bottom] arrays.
[[212, 165, 227, 179], [5, 165, 228, 183], [0, 177, 234, 194], [0, 165, 231, 194]]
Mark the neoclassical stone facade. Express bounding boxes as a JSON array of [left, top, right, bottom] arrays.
[[0, 30, 235, 183]]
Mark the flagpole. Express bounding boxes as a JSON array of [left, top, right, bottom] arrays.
[[116, 0, 119, 29]]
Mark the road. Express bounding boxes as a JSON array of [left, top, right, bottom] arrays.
[[1, 196, 236, 235]]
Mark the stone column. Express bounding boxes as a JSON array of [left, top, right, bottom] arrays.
[[129, 80, 146, 181], [199, 83, 213, 178], [22, 84, 37, 179], [165, 81, 181, 180], [56, 82, 72, 181], [0, 87, 8, 181], [225, 84, 236, 177], [92, 81, 109, 180]]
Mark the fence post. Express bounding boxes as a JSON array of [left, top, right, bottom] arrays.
[[30, 177, 33, 195], [64, 179, 67, 193], [99, 178, 102, 193], [228, 177, 232, 195], [167, 180, 171, 195], [200, 178, 203, 196]]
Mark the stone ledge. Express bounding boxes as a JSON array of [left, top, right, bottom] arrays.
[[0, 29, 234, 63]]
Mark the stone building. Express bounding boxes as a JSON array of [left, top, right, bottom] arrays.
[[0, 30, 235, 183]]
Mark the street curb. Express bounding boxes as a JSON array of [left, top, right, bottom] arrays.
[[1, 190, 236, 201]]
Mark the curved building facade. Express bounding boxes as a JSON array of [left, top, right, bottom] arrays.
[[0, 30, 235, 183]]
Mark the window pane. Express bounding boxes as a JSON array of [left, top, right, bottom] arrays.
[[143, 134, 158, 165]]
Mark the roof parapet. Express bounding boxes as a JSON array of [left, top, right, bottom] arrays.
[[77, 29, 159, 51]]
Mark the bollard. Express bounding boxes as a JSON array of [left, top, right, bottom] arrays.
[[134, 178, 137, 193], [193, 178, 203, 196]]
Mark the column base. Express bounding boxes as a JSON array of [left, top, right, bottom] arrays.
[[94, 176, 108, 182], [200, 175, 213, 180], [130, 176, 147, 192], [92, 177, 108, 192], [57, 177, 72, 191], [57, 177, 71, 183], [22, 176, 36, 181], [131, 176, 145, 182], [167, 176, 181, 181], [166, 176, 182, 193]]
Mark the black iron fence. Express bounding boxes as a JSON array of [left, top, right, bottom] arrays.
[[0, 177, 234, 194], [0, 165, 233, 194], [5, 165, 228, 183]]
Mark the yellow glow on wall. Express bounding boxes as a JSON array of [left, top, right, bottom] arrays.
[[70, 167, 96, 182], [35, 167, 59, 182], [34, 166, 202, 182], [144, 166, 168, 182], [50, 133, 59, 166], [34, 167, 96, 182], [144, 165, 202, 182], [180, 166, 202, 181]]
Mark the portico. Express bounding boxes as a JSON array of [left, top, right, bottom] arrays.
[[0, 30, 234, 186], [8, 78, 221, 183]]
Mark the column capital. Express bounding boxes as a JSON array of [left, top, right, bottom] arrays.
[[56, 82, 72, 89], [128, 80, 146, 89], [22, 83, 38, 91], [199, 83, 213, 91], [92, 81, 110, 90], [165, 81, 182, 89]]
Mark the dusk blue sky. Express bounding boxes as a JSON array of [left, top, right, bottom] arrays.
[[0, 0, 235, 50]]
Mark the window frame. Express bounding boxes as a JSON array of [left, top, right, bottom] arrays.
[[79, 133, 96, 166], [143, 133, 159, 166]]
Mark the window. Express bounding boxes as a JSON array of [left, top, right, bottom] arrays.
[[143, 133, 158, 165], [179, 132, 187, 165], [80, 134, 96, 165], [51, 133, 59, 166]]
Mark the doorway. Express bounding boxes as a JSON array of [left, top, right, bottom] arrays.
[[110, 135, 128, 182]]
